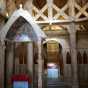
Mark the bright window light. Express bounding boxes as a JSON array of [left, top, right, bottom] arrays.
[[15, 33, 31, 42]]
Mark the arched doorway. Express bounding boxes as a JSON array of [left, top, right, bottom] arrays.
[[43, 40, 63, 79], [4, 17, 36, 88], [0, 7, 46, 88]]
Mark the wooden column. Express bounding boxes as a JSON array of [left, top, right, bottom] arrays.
[[27, 42, 33, 74], [38, 38, 43, 88], [27, 42, 33, 88], [62, 49, 67, 79], [0, 41, 5, 88], [68, 0, 78, 87], [69, 22, 79, 88], [6, 42, 14, 88]]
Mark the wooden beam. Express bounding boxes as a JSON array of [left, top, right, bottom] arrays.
[[47, 0, 53, 21]]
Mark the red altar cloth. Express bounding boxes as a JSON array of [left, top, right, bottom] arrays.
[[11, 74, 32, 83]]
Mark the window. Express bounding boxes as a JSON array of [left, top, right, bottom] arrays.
[[77, 52, 82, 64], [83, 51, 87, 64], [66, 52, 71, 64]]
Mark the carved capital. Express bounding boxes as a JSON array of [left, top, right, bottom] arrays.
[[0, 40, 6, 49]]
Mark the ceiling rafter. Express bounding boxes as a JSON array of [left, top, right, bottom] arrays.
[[0, 0, 88, 25]]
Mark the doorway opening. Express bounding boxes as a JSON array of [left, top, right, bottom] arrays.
[[43, 40, 63, 79]]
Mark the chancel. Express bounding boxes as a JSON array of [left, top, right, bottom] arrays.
[[0, 0, 88, 88]]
